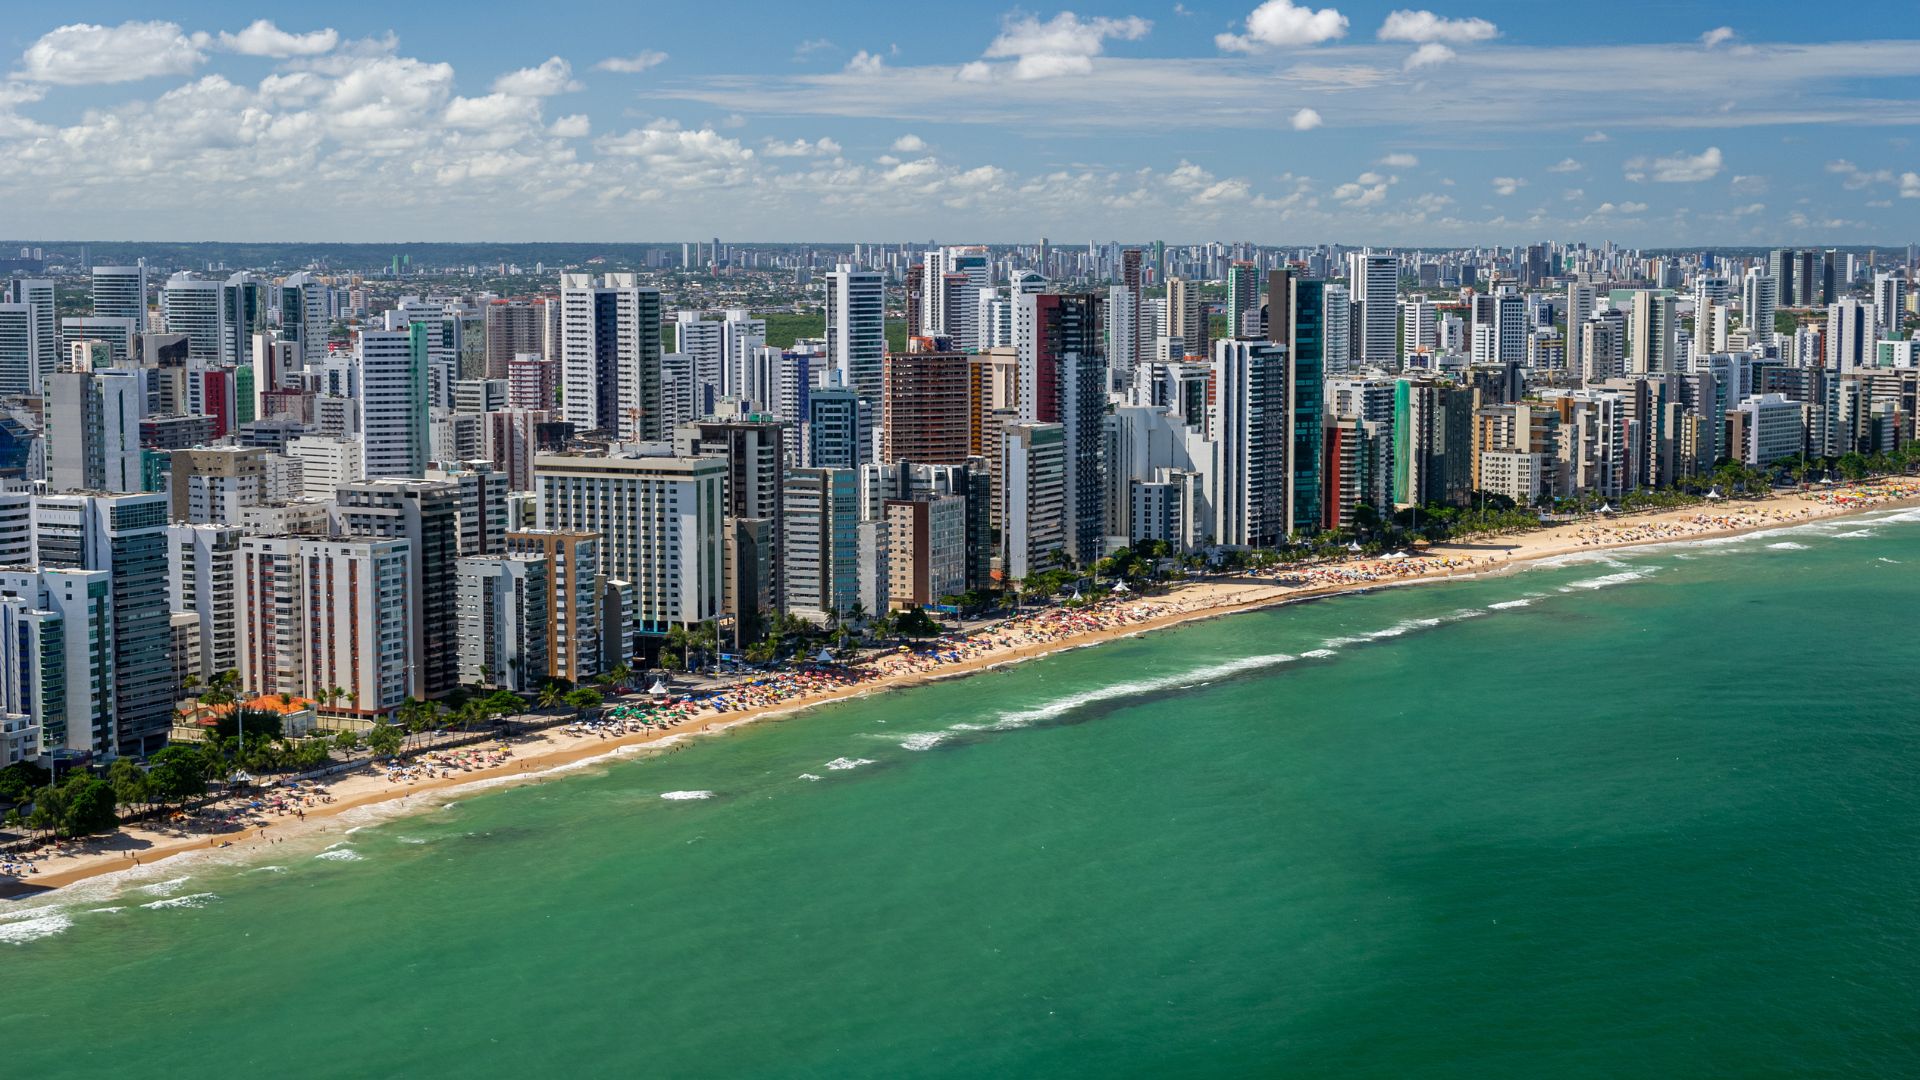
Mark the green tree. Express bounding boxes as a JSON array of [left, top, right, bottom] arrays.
[[60, 776, 118, 836], [106, 757, 151, 810], [146, 745, 208, 805], [364, 723, 404, 758], [564, 688, 603, 719], [332, 728, 361, 754], [0, 760, 50, 803]]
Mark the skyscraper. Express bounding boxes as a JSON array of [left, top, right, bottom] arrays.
[[1349, 250, 1399, 368], [882, 337, 973, 464], [1286, 278, 1326, 536], [91, 265, 148, 332], [1167, 277, 1207, 360], [356, 323, 431, 479], [2, 277, 55, 395], [1629, 291, 1678, 375], [333, 479, 462, 699], [1210, 339, 1289, 548], [1226, 261, 1260, 339], [780, 467, 861, 624], [279, 271, 330, 363], [45, 369, 144, 494], [558, 273, 664, 439], [825, 264, 885, 401], [34, 492, 173, 756]]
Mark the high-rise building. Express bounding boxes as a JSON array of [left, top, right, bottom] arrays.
[[1210, 340, 1289, 548], [1226, 262, 1261, 339], [780, 467, 861, 624], [278, 271, 329, 362], [806, 383, 873, 470], [236, 535, 413, 720], [92, 265, 148, 332], [333, 479, 462, 699], [559, 273, 664, 439], [1000, 422, 1066, 580], [1743, 270, 1778, 342], [1286, 278, 1326, 536], [1826, 298, 1873, 373], [1872, 273, 1907, 339], [535, 451, 727, 634], [482, 298, 548, 379], [456, 554, 550, 693], [1567, 282, 1597, 330], [1167, 277, 1207, 361], [1580, 311, 1627, 384], [505, 529, 604, 682], [425, 460, 512, 557], [356, 323, 431, 479], [1629, 291, 1678, 375], [167, 446, 266, 524], [1263, 267, 1294, 343], [1322, 283, 1353, 375], [33, 492, 172, 755], [167, 523, 241, 683], [882, 337, 973, 464], [0, 567, 115, 760], [287, 436, 362, 497], [1016, 293, 1107, 564], [46, 369, 144, 494], [825, 264, 886, 401], [1349, 251, 1399, 368], [1, 277, 55, 395]]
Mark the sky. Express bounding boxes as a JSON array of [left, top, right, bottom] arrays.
[[0, 1, 1916, 246]]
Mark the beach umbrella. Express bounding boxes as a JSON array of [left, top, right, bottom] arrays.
[[1347, 541, 1362, 553], [648, 680, 669, 696], [1599, 503, 1615, 514], [816, 648, 835, 664], [1112, 580, 1130, 594], [1705, 486, 1723, 500]]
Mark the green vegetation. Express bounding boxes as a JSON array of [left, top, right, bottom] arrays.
[[763, 313, 909, 355], [1775, 310, 1799, 336]]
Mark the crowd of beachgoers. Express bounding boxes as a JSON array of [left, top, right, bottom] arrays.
[[379, 746, 515, 785]]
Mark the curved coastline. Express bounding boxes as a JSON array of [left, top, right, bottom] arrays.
[[14, 484, 1920, 897]]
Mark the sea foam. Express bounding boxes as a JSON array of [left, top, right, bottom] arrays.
[[140, 893, 219, 910], [0, 913, 72, 944], [659, 790, 714, 801]]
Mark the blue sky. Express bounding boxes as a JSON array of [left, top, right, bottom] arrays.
[[1, 2, 1916, 245]]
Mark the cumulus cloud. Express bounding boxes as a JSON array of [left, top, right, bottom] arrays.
[[761, 136, 843, 157], [215, 20, 338, 58], [550, 114, 591, 138], [1627, 146, 1723, 182], [980, 12, 1151, 79], [1378, 152, 1418, 167], [1582, 131, 1610, 143], [892, 133, 927, 152], [1289, 107, 1323, 130], [1492, 176, 1525, 195], [1700, 26, 1735, 49], [1378, 10, 1498, 43], [792, 39, 835, 61], [595, 51, 667, 74], [494, 57, 581, 97], [1547, 157, 1582, 173], [1826, 159, 1896, 190], [1902, 172, 1920, 199], [596, 126, 756, 187], [845, 50, 886, 74], [1216, 1, 1349, 52], [1403, 43, 1454, 69], [17, 20, 207, 84]]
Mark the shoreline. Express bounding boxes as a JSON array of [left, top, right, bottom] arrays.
[[13, 482, 1920, 898]]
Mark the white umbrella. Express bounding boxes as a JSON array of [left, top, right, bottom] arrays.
[[1599, 503, 1615, 514], [1112, 580, 1130, 593], [648, 680, 668, 696], [1347, 541, 1362, 553]]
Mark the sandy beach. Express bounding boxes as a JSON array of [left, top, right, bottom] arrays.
[[12, 479, 1919, 896]]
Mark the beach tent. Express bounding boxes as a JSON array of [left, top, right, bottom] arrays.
[[816, 648, 836, 664], [1112, 580, 1130, 594], [1705, 487, 1724, 500], [1347, 541, 1362, 553], [1599, 503, 1615, 514], [648, 680, 669, 697]]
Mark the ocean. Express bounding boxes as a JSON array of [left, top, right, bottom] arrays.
[[6, 508, 1920, 1078]]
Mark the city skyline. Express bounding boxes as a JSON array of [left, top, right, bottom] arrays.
[[1, 2, 1917, 244]]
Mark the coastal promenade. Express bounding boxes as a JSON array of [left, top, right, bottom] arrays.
[[12, 478, 1919, 895]]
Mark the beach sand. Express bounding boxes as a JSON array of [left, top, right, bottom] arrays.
[[15, 481, 1919, 895]]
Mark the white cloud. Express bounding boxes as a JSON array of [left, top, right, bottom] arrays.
[[1700, 26, 1735, 49], [215, 20, 338, 58], [1582, 131, 1609, 143], [1403, 43, 1454, 69], [1378, 152, 1418, 167], [761, 136, 843, 157], [1547, 157, 1582, 173], [1730, 174, 1767, 193], [444, 93, 542, 131], [1216, 1, 1349, 53], [494, 57, 581, 97], [1333, 179, 1388, 206], [845, 50, 886, 74], [1902, 172, 1920, 199], [793, 39, 835, 61], [1562, 188, 1584, 201], [1378, 10, 1498, 44], [1492, 176, 1525, 195], [596, 126, 756, 187], [1731, 202, 1766, 215], [1617, 200, 1648, 212], [595, 51, 667, 74], [892, 133, 928, 152], [1826, 159, 1896, 190], [979, 12, 1151, 80], [17, 20, 207, 84], [1289, 107, 1323, 130], [550, 114, 591, 138], [955, 61, 994, 82], [1626, 146, 1723, 182]]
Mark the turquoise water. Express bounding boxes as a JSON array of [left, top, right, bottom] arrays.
[[7, 509, 1920, 1078]]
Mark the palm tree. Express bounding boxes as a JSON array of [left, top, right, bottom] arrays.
[[538, 681, 566, 711]]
